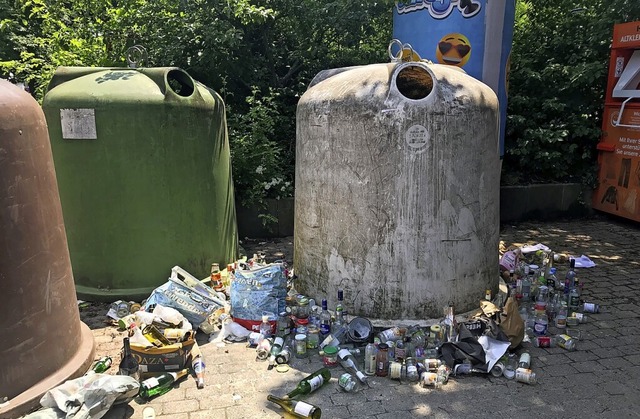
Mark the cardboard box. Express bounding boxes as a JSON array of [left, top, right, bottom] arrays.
[[131, 338, 196, 374]]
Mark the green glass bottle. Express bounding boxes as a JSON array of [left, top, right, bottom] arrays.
[[138, 369, 189, 400], [267, 394, 321, 419], [285, 367, 331, 399], [89, 356, 112, 374]]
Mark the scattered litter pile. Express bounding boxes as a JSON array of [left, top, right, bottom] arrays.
[[21, 244, 599, 418]]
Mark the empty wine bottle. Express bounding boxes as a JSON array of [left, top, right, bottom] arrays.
[[337, 348, 368, 384], [139, 369, 189, 400], [267, 394, 321, 418], [285, 367, 332, 399], [86, 356, 112, 375], [118, 337, 140, 382]]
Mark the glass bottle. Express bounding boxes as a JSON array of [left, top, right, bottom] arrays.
[[86, 356, 112, 375], [139, 368, 189, 400], [337, 348, 367, 384], [555, 302, 568, 329], [503, 353, 517, 380], [521, 273, 532, 303], [259, 315, 273, 340], [276, 337, 292, 364], [583, 302, 600, 313], [364, 343, 377, 376], [306, 325, 320, 350], [533, 312, 548, 336], [277, 311, 292, 337], [319, 299, 332, 339], [375, 343, 389, 377], [564, 258, 577, 298], [568, 279, 581, 314], [394, 339, 406, 362], [319, 323, 348, 350], [553, 333, 577, 351], [440, 303, 458, 343], [210, 262, 223, 291], [334, 289, 345, 329], [192, 355, 205, 389], [268, 336, 285, 368], [267, 394, 321, 419], [297, 296, 310, 320], [518, 351, 531, 369], [285, 367, 332, 398], [118, 337, 140, 381], [546, 267, 559, 290]]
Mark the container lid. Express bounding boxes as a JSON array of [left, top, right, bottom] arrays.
[[323, 346, 338, 355], [378, 343, 389, 350], [295, 334, 306, 340]]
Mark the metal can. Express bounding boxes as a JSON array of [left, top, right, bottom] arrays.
[[515, 367, 537, 385]]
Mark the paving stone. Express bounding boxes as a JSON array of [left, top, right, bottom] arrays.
[[347, 400, 387, 417]]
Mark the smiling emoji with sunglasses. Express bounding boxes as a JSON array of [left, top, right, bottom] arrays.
[[436, 33, 472, 67]]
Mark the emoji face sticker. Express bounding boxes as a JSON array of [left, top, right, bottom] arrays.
[[436, 33, 471, 67]]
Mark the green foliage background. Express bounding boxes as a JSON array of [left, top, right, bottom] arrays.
[[2, 0, 640, 202]]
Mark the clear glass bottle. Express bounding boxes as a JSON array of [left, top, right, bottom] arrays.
[[375, 343, 389, 377], [564, 258, 577, 297], [337, 348, 367, 384], [553, 333, 577, 351], [364, 343, 377, 376], [277, 311, 292, 337], [297, 296, 310, 319], [139, 368, 189, 400], [267, 394, 321, 419], [394, 339, 406, 362], [285, 367, 332, 398], [439, 303, 458, 343], [555, 302, 568, 329], [319, 299, 332, 339], [518, 351, 531, 369], [259, 314, 273, 340], [568, 279, 581, 314], [268, 336, 285, 368], [334, 289, 345, 328]]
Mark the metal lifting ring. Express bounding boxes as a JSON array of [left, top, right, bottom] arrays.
[[388, 39, 419, 63], [388, 39, 404, 62], [126, 45, 148, 68]]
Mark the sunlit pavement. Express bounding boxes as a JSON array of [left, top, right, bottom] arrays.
[[83, 216, 640, 418]]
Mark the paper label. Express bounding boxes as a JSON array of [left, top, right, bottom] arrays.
[[294, 401, 314, 416], [308, 375, 324, 391], [60, 109, 97, 139], [405, 124, 429, 150], [144, 377, 160, 388]]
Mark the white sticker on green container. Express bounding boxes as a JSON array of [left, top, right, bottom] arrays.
[[60, 108, 97, 139]]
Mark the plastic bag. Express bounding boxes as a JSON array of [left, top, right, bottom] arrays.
[[499, 295, 524, 349], [230, 263, 286, 327], [23, 374, 139, 419], [144, 266, 226, 327]]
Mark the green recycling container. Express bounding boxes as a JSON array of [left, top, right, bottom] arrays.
[[42, 67, 238, 301]]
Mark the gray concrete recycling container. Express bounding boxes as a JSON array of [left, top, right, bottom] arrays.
[[294, 62, 500, 319]]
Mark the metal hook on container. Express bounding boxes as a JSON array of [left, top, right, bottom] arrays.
[[126, 45, 149, 69]]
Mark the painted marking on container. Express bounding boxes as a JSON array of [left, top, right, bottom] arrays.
[[405, 124, 429, 150], [60, 108, 97, 139]]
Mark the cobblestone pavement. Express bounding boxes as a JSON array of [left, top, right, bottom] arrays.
[[70, 216, 640, 419]]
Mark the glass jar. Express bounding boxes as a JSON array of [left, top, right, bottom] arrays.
[[338, 373, 357, 392], [503, 353, 517, 380], [555, 302, 568, 329], [322, 345, 338, 367], [375, 343, 389, 377], [389, 361, 404, 380], [306, 325, 320, 349], [405, 357, 419, 382], [533, 312, 548, 336], [294, 334, 307, 358], [297, 296, 310, 319], [285, 295, 298, 317], [277, 311, 292, 337]]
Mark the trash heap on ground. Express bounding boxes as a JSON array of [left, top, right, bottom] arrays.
[[24, 245, 600, 418]]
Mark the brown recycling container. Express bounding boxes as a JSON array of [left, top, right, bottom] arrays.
[[0, 80, 95, 418]]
